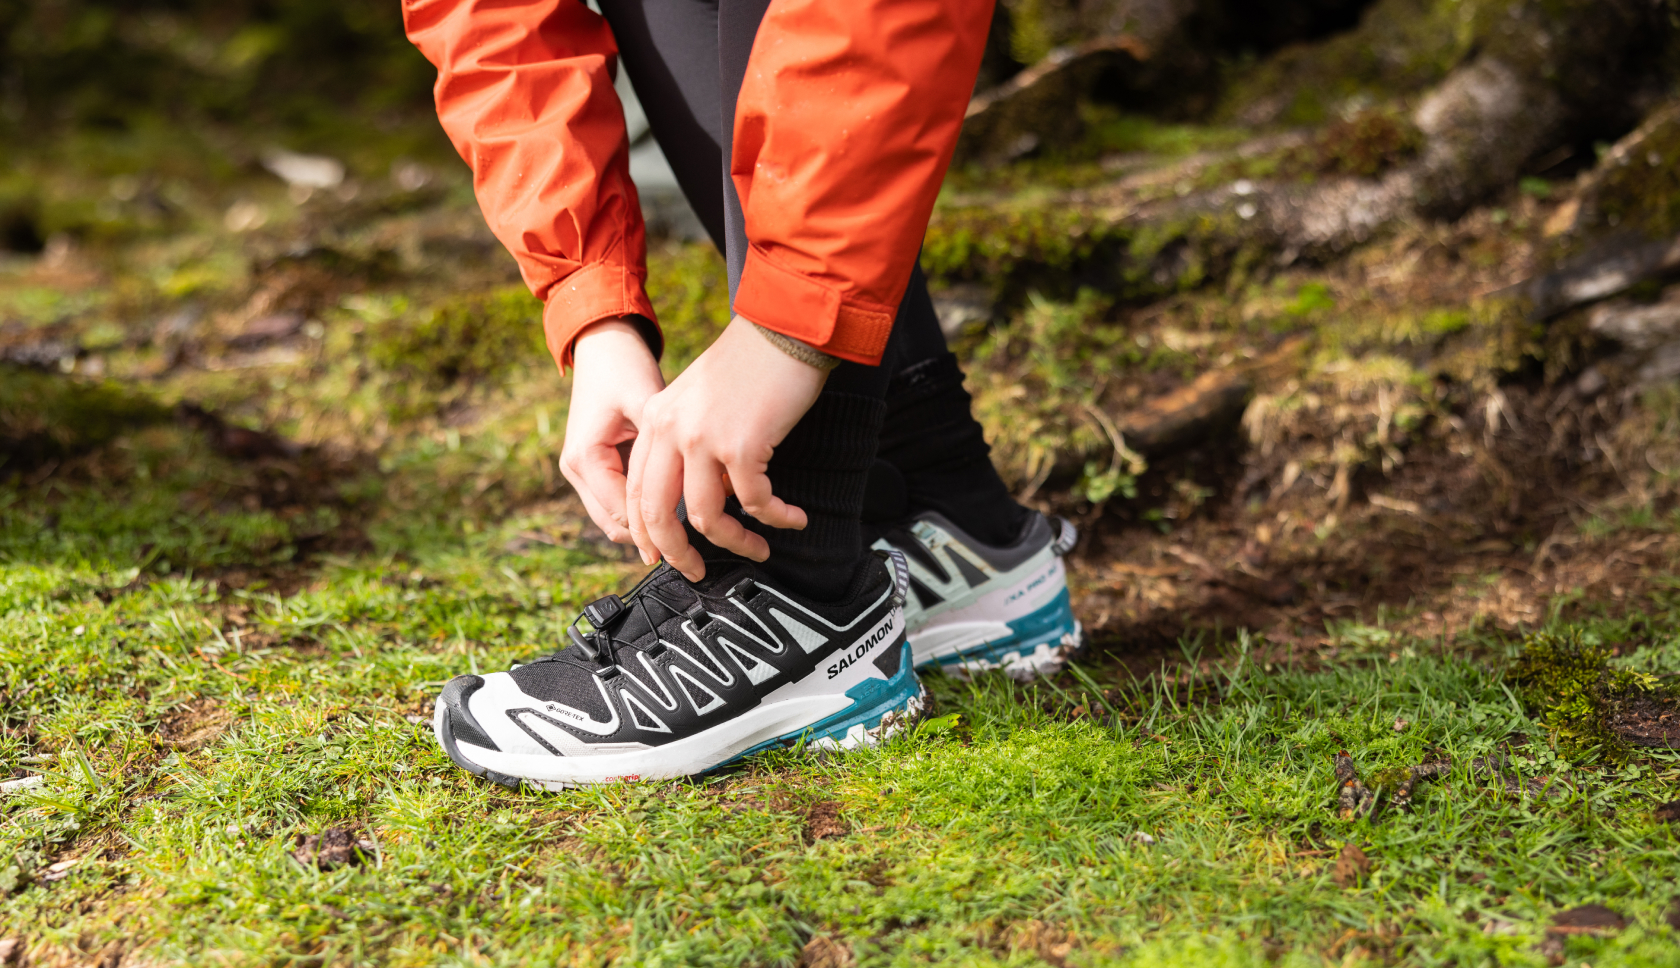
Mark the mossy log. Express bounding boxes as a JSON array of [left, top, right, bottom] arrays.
[[1197, 0, 1671, 250], [942, 0, 1675, 303], [955, 36, 1150, 166]]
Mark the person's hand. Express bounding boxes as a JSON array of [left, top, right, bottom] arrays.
[[559, 319, 666, 543], [625, 315, 827, 581]]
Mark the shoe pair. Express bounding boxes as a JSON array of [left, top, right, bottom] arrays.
[[433, 511, 1081, 790]]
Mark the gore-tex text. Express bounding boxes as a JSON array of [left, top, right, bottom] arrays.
[[827, 613, 896, 679]]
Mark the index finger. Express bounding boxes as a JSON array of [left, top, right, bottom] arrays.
[[563, 446, 634, 544], [727, 463, 807, 532]]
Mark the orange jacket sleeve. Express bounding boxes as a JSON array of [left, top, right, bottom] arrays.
[[403, 0, 658, 371], [729, 0, 992, 366]]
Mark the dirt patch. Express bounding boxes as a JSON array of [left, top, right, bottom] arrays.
[[803, 801, 849, 843], [1604, 694, 1680, 749], [1470, 755, 1574, 800], [291, 827, 374, 870], [1066, 357, 1680, 660], [1004, 920, 1075, 967], [156, 699, 234, 752]]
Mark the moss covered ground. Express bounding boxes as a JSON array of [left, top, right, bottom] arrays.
[[4, 2, 1680, 964]]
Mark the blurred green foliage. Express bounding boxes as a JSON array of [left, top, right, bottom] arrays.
[[0, 0, 435, 140], [0, 366, 170, 470]]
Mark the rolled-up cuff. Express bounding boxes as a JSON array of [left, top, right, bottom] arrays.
[[733, 245, 896, 366], [541, 262, 661, 372]]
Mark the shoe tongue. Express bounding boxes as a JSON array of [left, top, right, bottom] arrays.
[[610, 564, 697, 643], [608, 560, 753, 644]]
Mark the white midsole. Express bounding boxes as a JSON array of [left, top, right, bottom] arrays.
[[444, 692, 855, 784], [909, 619, 1013, 665]]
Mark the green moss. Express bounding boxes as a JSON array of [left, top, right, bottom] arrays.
[[1302, 109, 1426, 178], [1083, 112, 1255, 158], [366, 286, 544, 390], [1582, 109, 1680, 241], [1005, 0, 1058, 66], [0, 368, 170, 471], [1511, 628, 1662, 761], [1215, 0, 1477, 125], [646, 241, 731, 377], [922, 203, 1122, 284]]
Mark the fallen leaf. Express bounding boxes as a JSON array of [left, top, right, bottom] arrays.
[[1333, 844, 1371, 887], [797, 934, 853, 968], [1548, 904, 1625, 936]]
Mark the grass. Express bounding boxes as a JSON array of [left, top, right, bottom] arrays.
[[3, 490, 1679, 957], [3, 430, 1680, 965], [3, 52, 1680, 965]]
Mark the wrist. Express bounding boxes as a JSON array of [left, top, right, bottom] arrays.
[[572, 317, 660, 373]]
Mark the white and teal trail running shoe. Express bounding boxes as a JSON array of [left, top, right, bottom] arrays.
[[872, 510, 1082, 681], [432, 551, 923, 790]]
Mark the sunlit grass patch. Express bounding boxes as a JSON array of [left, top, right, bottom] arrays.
[[4, 536, 1680, 965]]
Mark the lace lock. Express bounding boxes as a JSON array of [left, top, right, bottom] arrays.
[[582, 594, 625, 630]]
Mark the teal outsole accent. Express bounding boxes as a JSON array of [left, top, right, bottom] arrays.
[[724, 640, 921, 764], [925, 587, 1081, 670]]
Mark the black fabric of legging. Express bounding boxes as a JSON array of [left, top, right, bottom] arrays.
[[595, 0, 1028, 595], [596, 0, 949, 395]]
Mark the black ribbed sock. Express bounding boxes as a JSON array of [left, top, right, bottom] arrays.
[[686, 390, 885, 602], [874, 352, 1031, 547]]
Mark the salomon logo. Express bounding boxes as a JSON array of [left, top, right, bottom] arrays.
[[826, 613, 895, 679]]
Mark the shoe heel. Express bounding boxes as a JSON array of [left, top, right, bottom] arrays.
[[933, 588, 1084, 682]]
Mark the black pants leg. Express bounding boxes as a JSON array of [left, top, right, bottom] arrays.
[[598, 0, 1024, 596]]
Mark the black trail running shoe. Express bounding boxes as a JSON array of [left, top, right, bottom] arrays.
[[432, 550, 922, 789]]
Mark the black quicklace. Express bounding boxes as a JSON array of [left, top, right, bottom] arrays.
[[544, 566, 760, 672]]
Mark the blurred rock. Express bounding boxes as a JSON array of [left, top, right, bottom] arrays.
[[262, 149, 346, 190], [224, 199, 267, 233], [390, 158, 432, 192], [955, 37, 1149, 166], [931, 285, 993, 337], [1588, 288, 1680, 351], [229, 311, 306, 349]]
